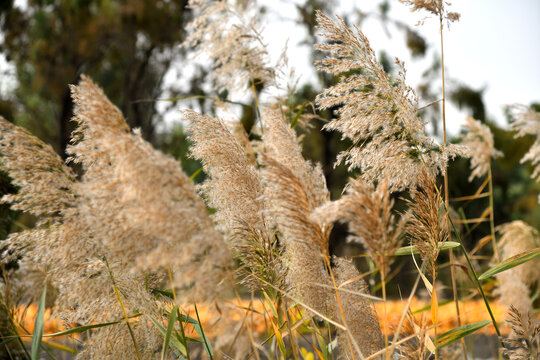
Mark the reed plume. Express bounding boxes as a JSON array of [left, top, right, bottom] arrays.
[[183, 0, 273, 94], [503, 305, 540, 360], [0, 76, 233, 358], [460, 117, 502, 182], [260, 110, 385, 357], [261, 155, 331, 315], [315, 11, 463, 191], [405, 171, 448, 278], [69, 76, 230, 299], [0, 115, 163, 359], [509, 105, 540, 200], [186, 110, 284, 291], [186, 109, 265, 233], [397, 312, 429, 360], [494, 221, 540, 315], [313, 176, 406, 277], [333, 257, 384, 358], [399, 0, 460, 23]]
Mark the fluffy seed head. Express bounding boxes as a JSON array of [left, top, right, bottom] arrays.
[[460, 117, 502, 182], [405, 172, 448, 278], [315, 11, 464, 191]]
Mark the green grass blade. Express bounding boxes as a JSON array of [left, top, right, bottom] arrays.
[[177, 312, 198, 325], [437, 320, 490, 348], [193, 304, 213, 359], [412, 299, 453, 314], [0, 337, 17, 348], [446, 209, 504, 345], [394, 241, 459, 256], [42, 340, 77, 354], [148, 315, 187, 357], [161, 305, 179, 360], [290, 102, 308, 128], [478, 247, 540, 280], [43, 319, 124, 337], [151, 288, 175, 300], [31, 284, 46, 360], [189, 167, 203, 182]]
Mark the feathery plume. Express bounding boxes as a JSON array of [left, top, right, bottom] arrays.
[[313, 176, 406, 277], [333, 257, 384, 358], [503, 305, 540, 360], [315, 11, 463, 191], [399, 0, 460, 23], [186, 110, 265, 232], [186, 109, 285, 291], [494, 221, 540, 315], [405, 171, 448, 278], [183, 0, 273, 94], [1, 76, 232, 358], [460, 117, 502, 182], [509, 105, 540, 200], [261, 109, 331, 308], [0, 118, 76, 220], [261, 106, 329, 210], [262, 155, 331, 315], [397, 312, 429, 360], [69, 76, 230, 299], [261, 110, 386, 357], [0, 115, 162, 359]]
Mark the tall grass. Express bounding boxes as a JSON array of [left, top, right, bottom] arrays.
[[0, 0, 539, 359]]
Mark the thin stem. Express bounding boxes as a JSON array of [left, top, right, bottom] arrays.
[[194, 304, 213, 360], [250, 78, 263, 135], [104, 258, 142, 360], [283, 298, 300, 360], [167, 268, 177, 302], [433, 270, 438, 360], [380, 266, 389, 360], [167, 268, 191, 360], [388, 266, 423, 356], [440, 16, 469, 359], [488, 165, 500, 262], [416, 98, 443, 112], [446, 212, 504, 346]]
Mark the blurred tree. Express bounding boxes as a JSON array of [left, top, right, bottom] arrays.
[[0, 0, 189, 157]]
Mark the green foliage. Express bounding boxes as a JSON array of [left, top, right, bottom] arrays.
[[1, 0, 190, 153], [31, 285, 46, 360], [436, 320, 491, 349], [479, 247, 540, 280]]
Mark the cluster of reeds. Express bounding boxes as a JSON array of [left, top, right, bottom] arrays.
[[0, 0, 539, 359]]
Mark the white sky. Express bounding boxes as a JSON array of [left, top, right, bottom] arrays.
[[262, 0, 540, 135]]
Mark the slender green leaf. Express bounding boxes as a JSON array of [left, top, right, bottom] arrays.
[[437, 320, 490, 348], [162, 305, 178, 360], [31, 284, 46, 360], [193, 304, 213, 359], [394, 241, 460, 256], [479, 247, 540, 280], [262, 291, 278, 318], [177, 313, 198, 325], [447, 208, 503, 341], [42, 340, 77, 354], [189, 168, 203, 182], [290, 102, 308, 128], [0, 337, 17, 348], [412, 300, 453, 314], [42, 319, 124, 337], [151, 288, 175, 299], [148, 315, 187, 358]]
